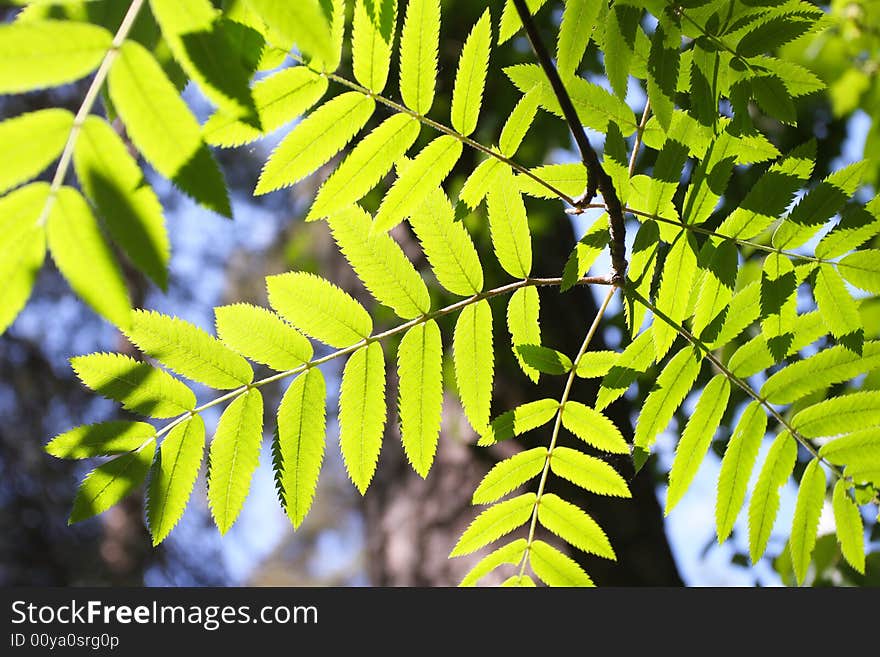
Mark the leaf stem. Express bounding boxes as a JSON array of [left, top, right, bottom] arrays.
[[36, 0, 145, 227], [517, 285, 618, 580], [151, 275, 612, 443]]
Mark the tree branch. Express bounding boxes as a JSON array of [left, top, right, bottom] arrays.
[[511, 0, 628, 283]]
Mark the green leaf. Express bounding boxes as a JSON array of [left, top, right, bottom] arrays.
[[459, 538, 527, 587], [790, 458, 826, 585], [666, 375, 731, 515], [562, 215, 609, 293], [507, 287, 541, 383], [515, 345, 572, 376], [453, 299, 494, 433], [309, 114, 421, 221], [267, 271, 373, 348], [477, 399, 559, 446], [255, 92, 375, 195], [69, 440, 156, 524], [634, 347, 702, 451], [499, 90, 540, 157], [556, 0, 601, 76], [716, 141, 815, 240], [277, 368, 327, 528], [760, 252, 797, 361], [352, 0, 398, 93], [245, 0, 334, 64], [832, 480, 865, 575], [791, 391, 880, 438], [0, 19, 112, 93], [472, 447, 547, 505], [207, 388, 263, 534], [517, 163, 588, 200], [124, 309, 253, 389], [707, 280, 761, 350], [716, 402, 767, 543], [203, 66, 328, 147], [693, 240, 738, 339], [838, 250, 880, 295], [652, 231, 699, 360], [218, 13, 266, 75], [575, 351, 619, 379], [819, 428, 880, 468], [736, 13, 817, 58], [449, 493, 535, 557], [397, 320, 443, 478], [596, 329, 655, 410], [399, 0, 440, 114], [147, 415, 205, 545], [748, 431, 797, 563], [215, 303, 313, 371], [47, 186, 131, 328], [451, 9, 491, 137], [681, 132, 737, 228], [506, 64, 636, 134], [408, 186, 483, 296], [773, 161, 868, 250], [622, 219, 657, 333], [538, 493, 614, 559], [550, 446, 630, 498], [486, 166, 532, 278], [561, 401, 629, 454], [74, 116, 169, 289], [327, 205, 430, 319], [499, 0, 549, 43], [728, 309, 827, 377], [339, 342, 387, 494], [459, 157, 504, 209], [604, 2, 639, 99], [0, 183, 47, 334], [816, 202, 880, 259], [70, 353, 196, 419], [501, 574, 536, 587], [150, 0, 258, 125], [529, 539, 593, 587], [751, 75, 796, 125], [0, 109, 72, 195], [109, 40, 230, 217], [47, 421, 156, 460], [374, 135, 463, 232], [647, 20, 680, 131], [761, 341, 880, 405]]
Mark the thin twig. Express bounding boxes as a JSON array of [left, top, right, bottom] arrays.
[[511, 0, 627, 283]]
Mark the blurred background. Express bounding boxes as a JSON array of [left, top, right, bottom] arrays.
[[1, 0, 878, 587]]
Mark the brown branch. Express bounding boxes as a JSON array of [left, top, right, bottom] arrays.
[[511, 0, 627, 284]]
